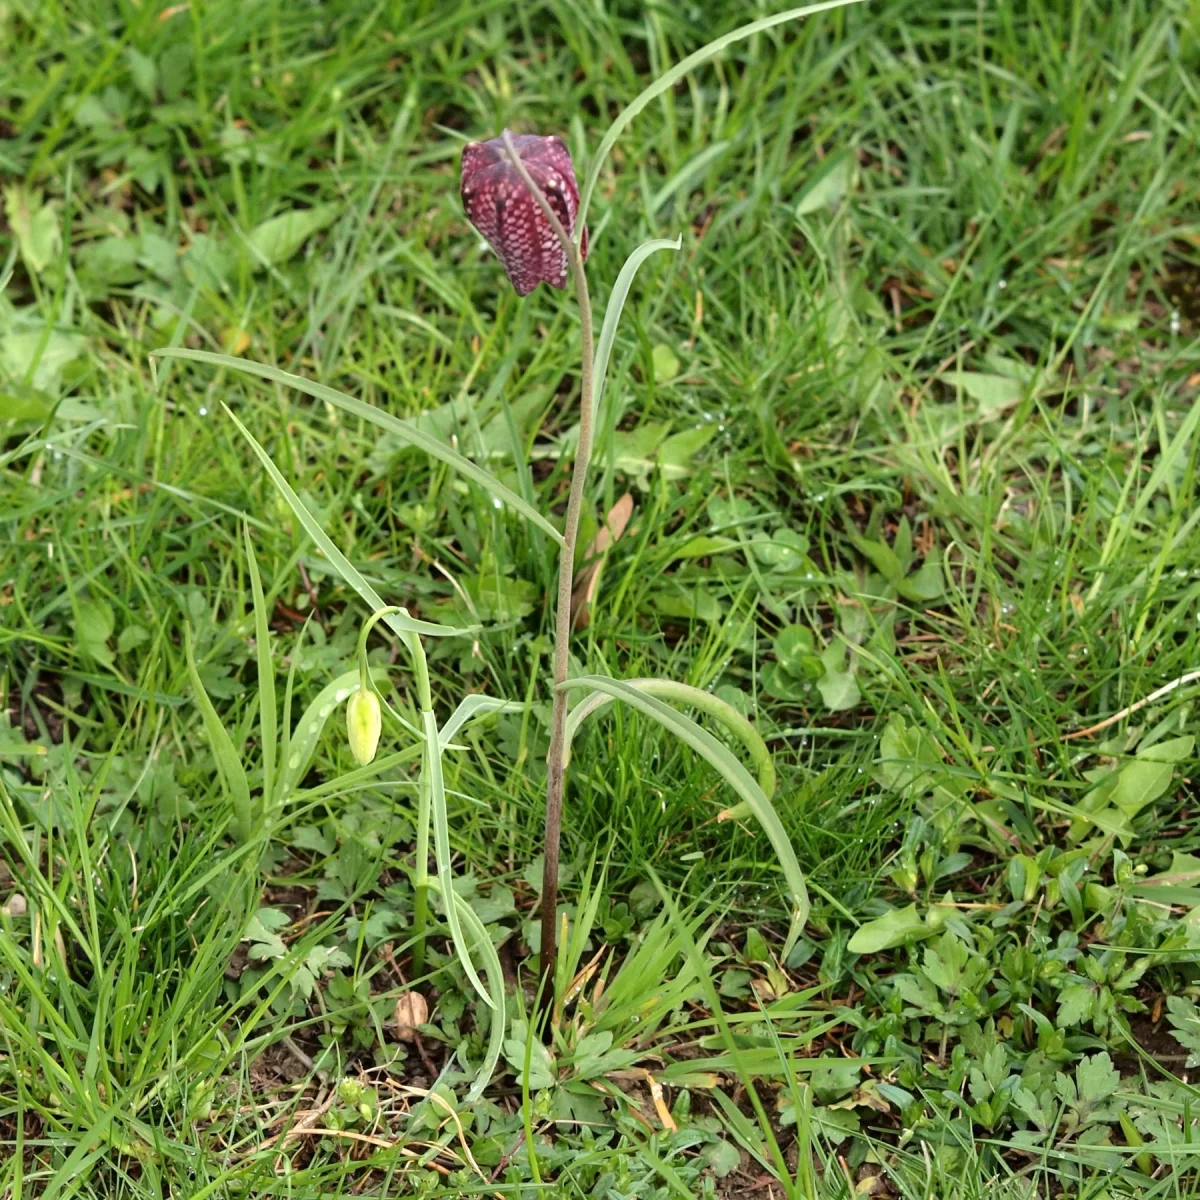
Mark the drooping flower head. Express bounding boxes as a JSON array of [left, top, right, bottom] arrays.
[[460, 131, 589, 296]]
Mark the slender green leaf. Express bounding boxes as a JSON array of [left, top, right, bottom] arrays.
[[575, 0, 869, 235], [243, 524, 277, 813], [151, 348, 563, 545], [223, 405, 466, 640], [439, 694, 525, 749], [423, 711, 492, 1006], [446, 887, 507, 1102], [564, 676, 775, 797], [183, 625, 253, 841], [562, 675, 808, 952], [593, 238, 681, 414]]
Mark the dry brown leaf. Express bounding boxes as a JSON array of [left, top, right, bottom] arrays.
[[394, 990, 428, 1041], [571, 492, 634, 630]]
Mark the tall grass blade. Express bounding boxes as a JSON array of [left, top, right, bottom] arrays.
[[152, 348, 564, 545], [183, 625, 253, 841], [563, 675, 809, 952], [575, 0, 869, 235], [423, 711, 493, 1006], [224, 405, 467, 640], [593, 237, 681, 413], [243, 523, 277, 813]]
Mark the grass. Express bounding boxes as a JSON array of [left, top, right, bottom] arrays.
[[3, 0, 1200, 1194]]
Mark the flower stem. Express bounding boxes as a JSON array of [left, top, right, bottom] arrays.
[[539, 253, 593, 1018], [498, 133, 596, 1022]]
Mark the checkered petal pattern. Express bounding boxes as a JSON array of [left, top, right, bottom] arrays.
[[461, 131, 589, 296]]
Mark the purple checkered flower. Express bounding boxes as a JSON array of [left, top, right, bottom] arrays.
[[460, 131, 589, 296]]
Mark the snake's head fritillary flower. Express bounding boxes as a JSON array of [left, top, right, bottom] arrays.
[[460, 131, 589, 296], [346, 686, 382, 766]]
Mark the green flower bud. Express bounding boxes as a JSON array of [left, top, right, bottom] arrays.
[[346, 687, 381, 765]]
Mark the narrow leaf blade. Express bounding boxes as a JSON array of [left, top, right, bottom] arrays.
[[223, 405, 466, 640], [593, 238, 682, 413], [423, 711, 493, 1006], [184, 625, 253, 841], [562, 674, 809, 952], [151, 348, 563, 545], [243, 523, 277, 813], [439, 695, 525, 749]]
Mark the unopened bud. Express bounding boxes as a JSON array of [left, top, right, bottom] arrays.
[[346, 687, 381, 765]]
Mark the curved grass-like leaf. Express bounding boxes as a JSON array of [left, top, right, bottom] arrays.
[[561, 674, 809, 953], [184, 625, 253, 841], [443, 885, 507, 1103], [152, 347, 563, 545], [575, 0, 867, 237], [423, 711, 493, 1007], [564, 676, 776, 798], [438, 694, 525, 750], [243, 523, 277, 814], [224, 406, 466, 642], [593, 237, 681, 414]]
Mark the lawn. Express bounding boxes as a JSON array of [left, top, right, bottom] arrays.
[[3, 0, 1200, 1195]]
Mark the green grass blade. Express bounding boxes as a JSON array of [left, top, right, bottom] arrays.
[[438, 694, 525, 749], [223, 404, 467, 640], [423, 711, 493, 1006], [152, 347, 564, 546], [574, 0, 868, 235], [564, 676, 776, 797], [445, 886, 507, 1102], [562, 674, 809, 953], [593, 237, 682, 414], [183, 625, 253, 842], [242, 523, 277, 813]]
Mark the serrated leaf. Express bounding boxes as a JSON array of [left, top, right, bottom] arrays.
[[1166, 995, 1200, 1066], [244, 203, 340, 268], [1076, 1051, 1119, 1107], [503, 1024, 556, 1091], [1057, 981, 1097, 1028], [4, 186, 60, 275], [942, 370, 1024, 416], [702, 1139, 741, 1179], [816, 640, 860, 711], [847, 905, 929, 954]]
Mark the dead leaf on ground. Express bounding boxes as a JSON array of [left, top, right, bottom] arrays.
[[571, 492, 634, 630], [394, 990, 428, 1041]]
